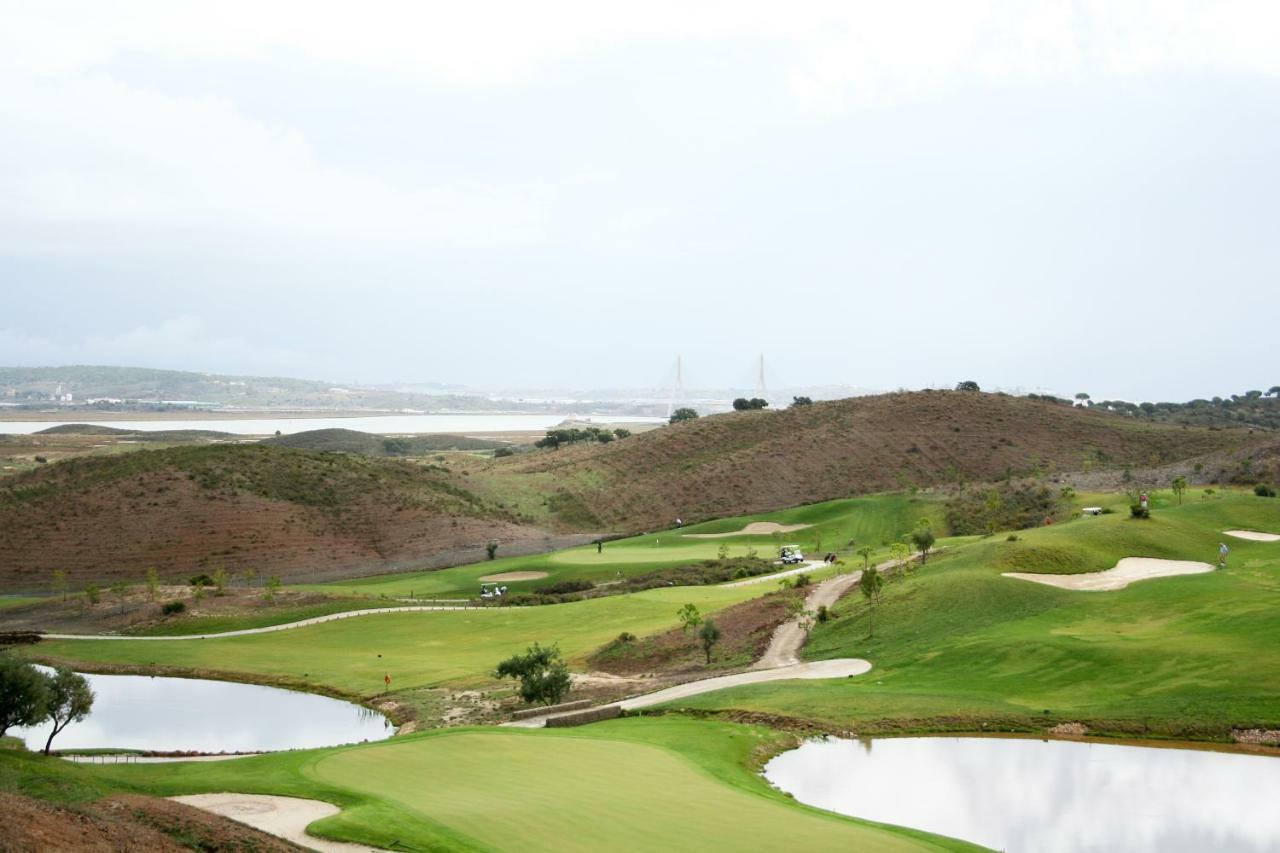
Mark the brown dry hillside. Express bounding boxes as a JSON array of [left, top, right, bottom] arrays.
[[0, 445, 576, 593], [1, 391, 1269, 592], [471, 390, 1269, 530]]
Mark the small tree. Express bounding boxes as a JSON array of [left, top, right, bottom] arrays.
[[0, 656, 52, 738], [495, 643, 571, 706], [485, 540, 499, 560], [955, 380, 981, 392], [889, 542, 911, 576], [84, 584, 100, 605], [145, 567, 160, 601], [242, 568, 259, 588], [677, 603, 702, 633], [717, 543, 730, 562], [41, 668, 94, 755], [212, 566, 227, 596], [1074, 392, 1091, 406], [910, 525, 936, 564], [51, 570, 69, 602], [698, 619, 721, 664], [984, 488, 1004, 535], [263, 575, 281, 603], [856, 546, 874, 570], [860, 565, 884, 637], [109, 582, 127, 614], [669, 408, 699, 424], [1172, 476, 1188, 505]]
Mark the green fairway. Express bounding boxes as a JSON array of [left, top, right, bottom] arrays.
[[0, 595, 42, 611], [31, 584, 767, 695], [0, 718, 977, 852], [303, 492, 940, 600], [667, 491, 1280, 738]]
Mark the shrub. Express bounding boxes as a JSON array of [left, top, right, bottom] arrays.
[[161, 600, 186, 616], [34, 456, 47, 464], [1130, 504, 1150, 519], [534, 579, 595, 596], [816, 605, 830, 623], [616, 632, 636, 643], [1256, 484, 1278, 497], [792, 573, 811, 588], [1006, 534, 1019, 542], [188, 574, 214, 588], [668, 407, 699, 423], [493, 447, 514, 458]]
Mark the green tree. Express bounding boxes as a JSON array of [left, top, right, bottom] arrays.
[[697, 619, 721, 664], [51, 570, 69, 602], [263, 575, 281, 603], [145, 567, 160, 601], [910, 524, 936, 564], [212, 566, 227, 596], [984, 488, 1004, 535], [955, 380, 980, 392], [485, 540, 499, 560], [1172, 476, 1188, 505], [791, 396, 813, 407], [109, 581, 127, 614], [677, 603, 702, 633], [242, 568, 259, 588], [732, 398, 769, 410], [613, 428, 632, 439], [40, 668, 94, 755], [0, 656, 52, 738], [668, 407, 699, 424], [1074, 392, 1091, 406], [716, 543, 730, 562], [495, 643, 572, 706], [856, 545, 874, 570], [889, 541, 911, 575], [860, 565, 884, 637], [84, 584, 100, 605]]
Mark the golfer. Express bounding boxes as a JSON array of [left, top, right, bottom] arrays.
[[1218, 542, 1230, 568]]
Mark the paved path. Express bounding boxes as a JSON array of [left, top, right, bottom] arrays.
[[723, 560, 829, 588], [171, 793, 392, 853], [40, 603, 503, 641]]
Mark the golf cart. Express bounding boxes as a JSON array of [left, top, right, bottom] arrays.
[[480, 583, 508, 600], [779, 544, 805, 565]]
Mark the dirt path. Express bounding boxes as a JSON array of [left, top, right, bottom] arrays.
[[40, 604, 512, 641], [170, 793, 392, 853]]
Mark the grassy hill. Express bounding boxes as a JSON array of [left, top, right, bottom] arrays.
[[0, 445, 569, 593], [262, 428, 509, 455], [471, 390, 1269, 532]]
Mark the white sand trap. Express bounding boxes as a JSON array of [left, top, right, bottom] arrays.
[[685, 521, 812, 539], [1224, 530, 1280, 542], [171, 793, 391, 852], [1003, 557, 1214, 591], [478, 570, 548, 582]]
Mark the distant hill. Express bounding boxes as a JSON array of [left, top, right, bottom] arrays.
[[262, 428, 509, 455], [2, 390, 1272, 592], [34, 424, 235, 442], [471, 391, 1271, 531]]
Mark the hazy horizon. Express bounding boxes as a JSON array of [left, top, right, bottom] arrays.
[[3, 3, 1278, 401]]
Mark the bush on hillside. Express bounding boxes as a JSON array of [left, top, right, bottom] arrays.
[[160, 600, 185, 616], [669, 408, 699, 424], [732, 397, 769, 410], [945, 480, 1065, 535], [1130, 504, 1150, 519], [534, 579, 595, 596], [1256, 484, 1277, 497]]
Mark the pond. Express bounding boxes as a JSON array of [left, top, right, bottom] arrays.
[[763, 735, 1280, 852], [13, 670, 392, 753]]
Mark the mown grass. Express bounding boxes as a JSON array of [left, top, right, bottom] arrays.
[[30, 585, 769, 695], [302, 491, 940, 600], [667, 491, 1280, 739], [0, 718, 979, 852]]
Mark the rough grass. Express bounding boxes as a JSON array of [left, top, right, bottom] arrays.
[[666, 491, 1280, 740]]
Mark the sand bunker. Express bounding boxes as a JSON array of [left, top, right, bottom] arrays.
[[478, 571, 548, 582], [1003, 557, 1214, 591], [171, 793, 391, 852], [1224, 530, 1280, 542], [685, 521, 812, 539]]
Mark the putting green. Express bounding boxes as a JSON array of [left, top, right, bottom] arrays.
[[309, 727, 957, 852]]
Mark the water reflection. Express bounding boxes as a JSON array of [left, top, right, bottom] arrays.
[[13, 671, 392, 753], [763, 736, 1280, 852]]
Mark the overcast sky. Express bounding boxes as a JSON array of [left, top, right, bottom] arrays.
[[2, 2, 1278, 400]]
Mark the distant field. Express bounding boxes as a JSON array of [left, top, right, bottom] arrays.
[[669, 491, 1280, 738]]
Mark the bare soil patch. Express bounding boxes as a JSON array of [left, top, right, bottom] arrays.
[[478, 570, 548, 582], [0, 792, 300, 852], [1003, 557, 1214, 591], [685, 521, 812, 538]]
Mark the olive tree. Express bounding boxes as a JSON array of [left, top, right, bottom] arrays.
[[677, 603, 702, 633], [698, 619, 721, 665], [41, 668, 94, 755], [495, 643, 571, 706], [0, 656, 52, 738], [910, 524, 936, 564]]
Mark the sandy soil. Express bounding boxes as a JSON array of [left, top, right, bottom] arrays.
[[171, 793, 392, 852], [1003, 557, 1214, 591], [1224, 530, 1280, 542], [685, 521, 812, 538], [478, 570, 549, 582]]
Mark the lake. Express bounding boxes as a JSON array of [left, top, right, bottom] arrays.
[[0, 413, 663, 436], [13, 670, 392, 753], [763, 735, 1280, 852]]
